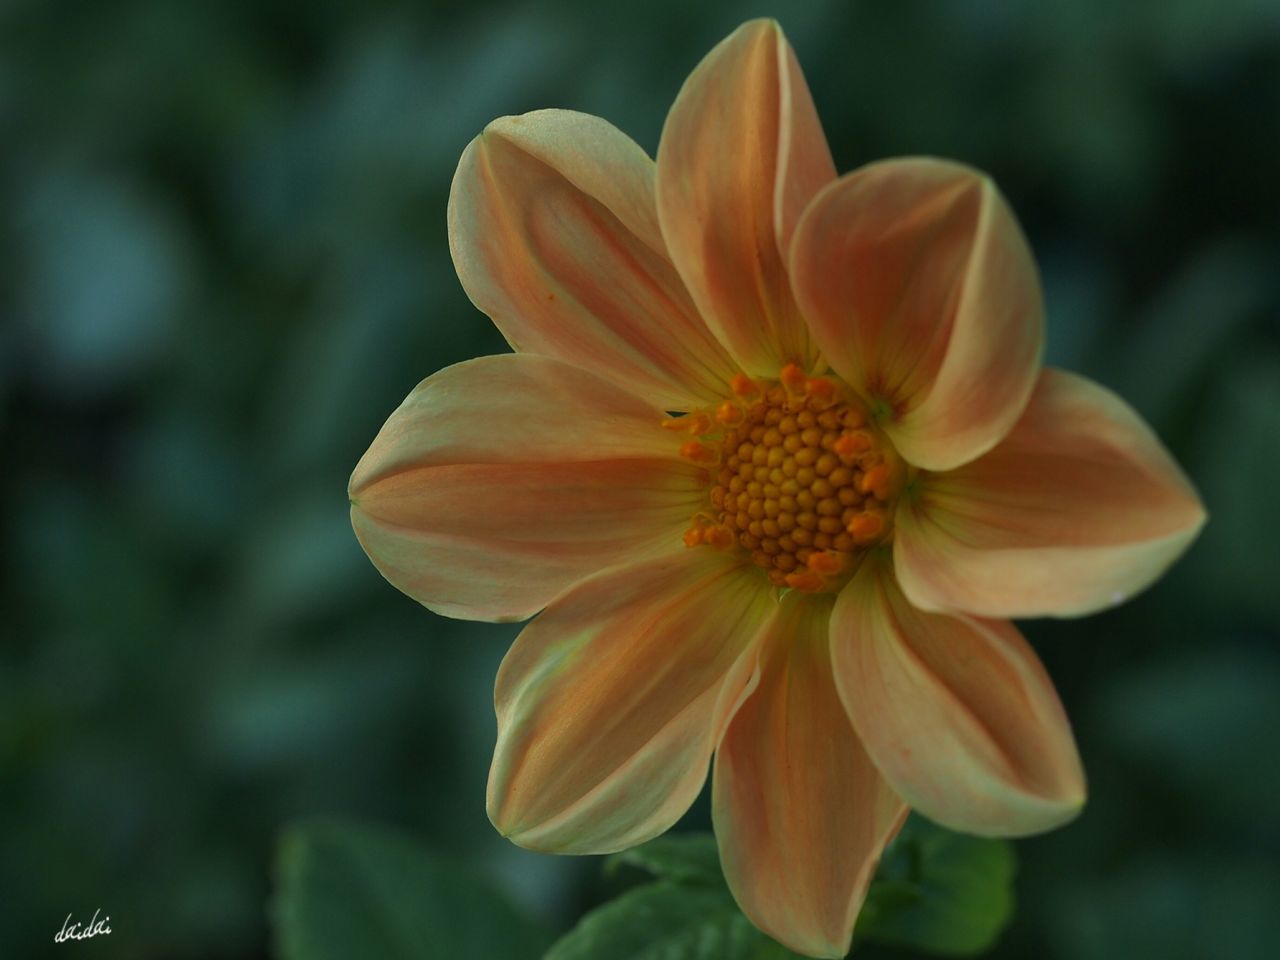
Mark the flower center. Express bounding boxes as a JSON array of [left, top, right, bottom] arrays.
[[674, 363, 902, 593]]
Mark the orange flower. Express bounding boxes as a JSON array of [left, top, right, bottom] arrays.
[[348, 19, 1206, 959]]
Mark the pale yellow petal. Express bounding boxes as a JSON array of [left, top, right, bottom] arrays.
[[790, 158, 1043, 470], [656, 19, 834, 375], [713, 593, 907, 958], [449, 109, 737, 409], [488, 549, 769, 853], [349, 354, 699, 622], [833, 555, 1085, 837], [895, 368, 1207, 618]]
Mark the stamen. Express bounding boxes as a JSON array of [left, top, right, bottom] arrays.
[[704, 525, 734, 550], [807, 550, 845, 575], [805, 377, 837, 408], [680, 440, 717, 464], [683, 369, 902, 592], [686, 413, 712, 435], [833, 431, 872, 460], [861, 462, 892, 499], [715, 401, 743, 425], [779, 362, 807, 394], [847, 511, 885, 544], [730, 373, 758, 398], [785, 570, 826, 593]]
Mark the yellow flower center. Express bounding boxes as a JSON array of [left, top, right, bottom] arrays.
[[673, 363, 903, 593]]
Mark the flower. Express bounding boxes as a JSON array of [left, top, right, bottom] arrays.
[[348, 19, 1206, 958]]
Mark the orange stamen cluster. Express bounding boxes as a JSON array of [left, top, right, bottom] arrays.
[[678, 364, 902, 593]]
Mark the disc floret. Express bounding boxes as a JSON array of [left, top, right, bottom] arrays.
[[675, 363, 904, 592]]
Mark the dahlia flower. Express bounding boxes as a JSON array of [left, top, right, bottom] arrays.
[[349, 19, 1205, 957]]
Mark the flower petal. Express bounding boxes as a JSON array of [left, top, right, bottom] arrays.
[[790, 158, 1044, 470], [349, 354, 701, 622], [895, 368, 1207, 618], [449, 109, 737, 410], [713, 593, 907, 958], [656, 19, 835, 375], [487, 549, 768, 854], [833, 554, 1086, 837]]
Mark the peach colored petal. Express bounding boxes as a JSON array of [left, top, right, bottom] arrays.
[[895, 368, 1207, 618], [656, 19, 834, 376], [833, 554, 1086, 837], [449, 109, 737, 411], [349, 354, 702, 622], [713, 593, 907, 959], [790, 158, 1044, 471], [487, 548, 769, 854]]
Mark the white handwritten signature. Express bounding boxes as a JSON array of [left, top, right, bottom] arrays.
[[54, 910, 112, 943]]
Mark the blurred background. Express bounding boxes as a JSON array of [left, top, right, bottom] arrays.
[[3, 0, 1278, 957]]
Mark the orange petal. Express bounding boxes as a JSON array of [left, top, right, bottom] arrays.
[[832, 555, 1086, 837], [713, 593, 907, 958], [790, 158, 1044, 470], [895, 368, 1207, 618], [449, 109, 737, 410], [349, 354, 703, 622], [488, 549, 768, 853], [656, 19, 835, 375]]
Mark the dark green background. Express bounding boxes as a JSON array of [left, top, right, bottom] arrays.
[[3, 1, 1278, 958]]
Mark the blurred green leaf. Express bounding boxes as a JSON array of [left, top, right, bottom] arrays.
[[545, 882, 801, 960], [274, 818, 550, 960], [17, 167, 191, 394], [1098, 648, 1280, 826], [605, 832, 724, 887], [858, 817, 1016, 956], [1189, 351, 1280, 623], [1117, 239, 1268, 426], [1048, 856, 1280, 960], [553, 822, 1015, 959]]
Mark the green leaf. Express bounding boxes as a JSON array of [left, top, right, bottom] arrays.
[[605, 832, 725, 887], [544, 881, 803, 960], [274, 818, 550, 960], [857, 816, 1016, 957], [549, 821, 1015, 960]]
